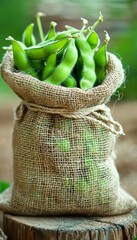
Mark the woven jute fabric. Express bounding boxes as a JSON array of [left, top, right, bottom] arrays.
[[0, 51, 136, 216]]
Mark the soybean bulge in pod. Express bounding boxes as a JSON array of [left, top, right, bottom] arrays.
[[44, 38, 78, 86], [94, 32, 110, 83], [61, 75, 77, 88], [95, 66, 106, 83], [94, 43, 107, 68], [41, 51, 57, 80], [25, 38, 69, 60], [94, 32, 110, 68], [29, 59, 44, 76], [87, 30, 100, 50], [22, 23, 36, 47], [8, 37, 38, 78], [75, 36, 96, 90], [44, 21, 57, 41]]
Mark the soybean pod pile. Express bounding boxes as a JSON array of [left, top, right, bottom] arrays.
[[4, 12, 110, 91]]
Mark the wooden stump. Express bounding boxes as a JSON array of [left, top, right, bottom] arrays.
[[3, 210, 137, 240]]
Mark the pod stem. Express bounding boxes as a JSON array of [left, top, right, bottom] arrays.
[[104, 31, 110, 44], [36, 12, 46, 42], [66, 31, 80, 39], [80, 18, 88, 33], [5, 36, 14, 41], [88, 12, 103, 32]]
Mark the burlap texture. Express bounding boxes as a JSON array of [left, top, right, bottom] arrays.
[[0, 51, 136, 216]]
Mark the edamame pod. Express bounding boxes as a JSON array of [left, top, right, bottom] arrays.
[[65, 25, 81, 37], [29, 59, 44, 75], [44, 39, 78, 86], [54, 31, 67, 40], [94, 31, 110, 68], [22, 23, 36, 47], [87, 30, 100, 50], [74, 56, 82, 87], [5, 39, 26, 50], [94, 31, 110, 84], [85, 12, 103, 51], [37, 38, 54, 47], [65, 25, 79, 32], [65, 25, 84, 39], [61, 75, 77, 88], [54, 29, 79, 41], [25, 38, 69, 60], [44, 21, 57, 40], [55, 21, 84, 41], [75, 37, 96, 90], [7, 36, 38, 78], [95, 66, 106, 83], [41, 52, 57, 80]]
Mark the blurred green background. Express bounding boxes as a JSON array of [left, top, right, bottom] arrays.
[[0, 0, 137, 100]]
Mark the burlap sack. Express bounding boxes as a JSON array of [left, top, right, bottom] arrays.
[[0, 51, 136, 216]]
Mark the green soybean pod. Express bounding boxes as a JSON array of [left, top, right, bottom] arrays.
[[55, 25, 81, 41], [61, 75, 77, 88], [65, 25, 85, 39], [94, 31, 110, 68], [41, 52, 57, 80], [65, 25, 81, 37], [7, 36, 38, 78], [65, 25, 79, 32], [25, 38, 69, 60], [5, 37, 26, 50], [75, 36, 96, 90], [73, 55, 82, 87], [84, 12, 103, 51], [55, 25, 80, 41], [56, 46, 65, 64], [87, 30, 100, 50], [95, 65, 106, 84], [29, 59, 44, 75], [37, 38, 54, 47], [54, 31, 67, 40], [44, 39, 78, 86], [44, 21, 57, 40], [56, 35, 74, 64], [94, 31, 110, 84], [22, 23, 36, 47]]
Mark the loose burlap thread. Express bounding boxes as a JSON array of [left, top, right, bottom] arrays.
[[0, 51, 136, 216]]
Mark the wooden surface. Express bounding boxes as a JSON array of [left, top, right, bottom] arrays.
[[3, 210, 137, 240]]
